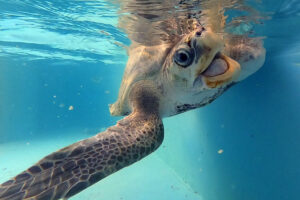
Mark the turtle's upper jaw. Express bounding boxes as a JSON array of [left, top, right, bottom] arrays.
[[194, 51, 241, 89]]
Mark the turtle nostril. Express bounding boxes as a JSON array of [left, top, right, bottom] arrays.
[[196, 27, 206, 37], [195, 31, 202, 37]]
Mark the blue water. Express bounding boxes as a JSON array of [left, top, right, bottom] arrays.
[[0, 0, 300, 200]]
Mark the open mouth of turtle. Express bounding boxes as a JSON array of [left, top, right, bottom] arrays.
[[202, 52, 228, 77]]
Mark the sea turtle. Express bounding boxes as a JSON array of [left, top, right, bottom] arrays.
[[0, 3, 265, 200]]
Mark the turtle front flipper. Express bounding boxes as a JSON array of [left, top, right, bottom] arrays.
[[0, 84, 164, 200]]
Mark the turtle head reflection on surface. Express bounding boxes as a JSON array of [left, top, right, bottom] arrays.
[[0, 21, 266, 200]]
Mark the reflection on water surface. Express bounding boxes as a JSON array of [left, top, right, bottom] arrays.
[[117, 0, 266, 46]]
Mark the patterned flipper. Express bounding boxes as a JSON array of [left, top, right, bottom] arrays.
[[0, 112, 164, 200]]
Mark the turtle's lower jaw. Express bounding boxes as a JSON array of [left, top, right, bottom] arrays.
[[194, 52, 241, 88]]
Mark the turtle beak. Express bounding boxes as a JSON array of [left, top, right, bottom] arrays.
[[192, 30, 241, 88], [201, 52, 240, 88]]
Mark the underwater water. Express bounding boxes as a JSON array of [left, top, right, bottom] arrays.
[[0, 0, 300, 200]]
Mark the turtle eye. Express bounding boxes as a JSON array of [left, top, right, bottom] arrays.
[[174, 48, 194, 68]]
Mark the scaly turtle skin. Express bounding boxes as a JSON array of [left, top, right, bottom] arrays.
[[0, 11, 265, 200]]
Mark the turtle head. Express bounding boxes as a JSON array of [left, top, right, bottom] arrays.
[[160, 28, 242, 116], [110, 27, 265, 117], [165, 27, 241, 89]]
